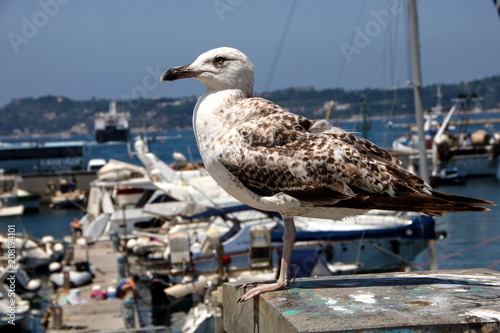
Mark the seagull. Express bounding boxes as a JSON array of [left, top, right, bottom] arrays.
[[160, 47, 494, 302]]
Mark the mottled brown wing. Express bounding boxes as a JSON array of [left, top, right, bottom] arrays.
[[218, 98, 431, 203]]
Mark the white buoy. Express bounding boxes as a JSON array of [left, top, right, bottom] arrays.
[[40, 235, 54, 244], [49, 262, 62, 273], [76, 238, 87, 246], [26, 279, 42, 291], [53, 243, 65, 253]]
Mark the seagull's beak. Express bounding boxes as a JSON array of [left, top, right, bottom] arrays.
[[160, 64, 200, 81]]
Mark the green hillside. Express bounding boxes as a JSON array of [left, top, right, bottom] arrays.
[[1, 75, 499, 136]]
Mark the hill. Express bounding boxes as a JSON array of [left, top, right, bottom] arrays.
[[1, 75, 499, 137]]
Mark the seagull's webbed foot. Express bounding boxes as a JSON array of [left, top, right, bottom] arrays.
[[239, 279, 277, 290], [237, 279, 287, 303]]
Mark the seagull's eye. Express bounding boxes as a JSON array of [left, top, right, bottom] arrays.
[[215, 56, 225, 65]]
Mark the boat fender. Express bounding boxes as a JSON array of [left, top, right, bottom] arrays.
[[26, 278, 42, 291], [49, 262, 62, 273], [53, 243, 65, 253]]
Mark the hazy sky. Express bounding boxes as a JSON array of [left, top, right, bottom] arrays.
[[1, 0, 499, 107]]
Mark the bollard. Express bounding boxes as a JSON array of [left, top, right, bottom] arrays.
[[122, 298, 135, 328], [52, 303, 63, 329], [63, 270, 71, 291], [64, 245, 74, 265], [110, 231, 120, 252], [117, 255, 126, 279]]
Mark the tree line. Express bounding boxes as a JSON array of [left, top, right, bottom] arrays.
[[1, 75, 498, 136]]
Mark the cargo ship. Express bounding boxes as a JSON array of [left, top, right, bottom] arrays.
[[94, 101, 130, 143]]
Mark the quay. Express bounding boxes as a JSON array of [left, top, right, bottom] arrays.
[[46, 240, 126, 332], [223, 269, 500, 332]]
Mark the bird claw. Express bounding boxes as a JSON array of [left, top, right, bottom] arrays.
[[237, 280, 286, 303], [238, 279, 276, 290]]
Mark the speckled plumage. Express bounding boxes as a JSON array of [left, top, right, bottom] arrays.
[[161, 47, 493, 302], [219, 98, 425, 199]]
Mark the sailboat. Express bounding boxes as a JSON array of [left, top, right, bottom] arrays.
[[390, 1, 500, 183], [393, 92, 500, 181]]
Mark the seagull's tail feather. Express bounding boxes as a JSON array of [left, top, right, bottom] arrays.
[[430, 191, 495, 211], [326, 191, 494, 216]]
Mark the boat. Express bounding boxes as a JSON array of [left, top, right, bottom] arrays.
[[0, 172, 40, 212], [209, 209, 436, 274], [0, 267, 31, 331], [87, 158, 106, 171], [392, 86, 445, 153], [95, 100, 130, 143], [80, 159, 178, 240], [49, 179, 87, 210], [125, 236, 166, 257], [0, 234, 52, 270], [0, 264, 42, 293], [390, 1, 500, 181], [392, 94, 500, 179], [0, 204, 24, 217], [430, 167, 466, 187], [283, 211, 437, 274], [80, 137, 212, 241], [431, 95, 500, 178], [49, 270, 93, 289], [182, 300, 221, 333], [134, 202, 437, 276], [0, 140, 86, 174]]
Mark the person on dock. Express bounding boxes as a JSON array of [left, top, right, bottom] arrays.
[[70, 217, 82, 241], [116, 274, 142, 299]]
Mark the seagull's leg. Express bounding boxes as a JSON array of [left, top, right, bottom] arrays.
[[237, 216, 296, 303]]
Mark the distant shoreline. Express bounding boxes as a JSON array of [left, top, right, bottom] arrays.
[[1, 108, 500, 140]]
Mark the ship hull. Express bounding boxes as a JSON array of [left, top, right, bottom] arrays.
[[95, 128, 129, 143], [0, 142, 86, 174]]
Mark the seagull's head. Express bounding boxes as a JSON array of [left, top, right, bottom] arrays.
[[161, 47, 254, 97]]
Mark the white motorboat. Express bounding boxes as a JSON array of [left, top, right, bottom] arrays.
[[0, 234, 52, 270], [0, 203, 24, 217], [0, 266, 31, 331], [0, 171, 40, 212], [80, 145, 212, 241]]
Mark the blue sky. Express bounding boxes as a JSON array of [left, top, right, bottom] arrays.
[[1, 0, 499, 107]]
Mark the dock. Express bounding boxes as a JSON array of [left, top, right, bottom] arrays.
[[223, 269, 500, 332], [46, 240, 126, 332]]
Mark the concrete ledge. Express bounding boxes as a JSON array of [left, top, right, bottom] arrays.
[[223, 269, 500, 332]]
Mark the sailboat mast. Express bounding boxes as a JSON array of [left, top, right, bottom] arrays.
[[409, 0, 438, 271], [408, 0, 429, 183]]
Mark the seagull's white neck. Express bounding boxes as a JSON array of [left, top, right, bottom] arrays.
[[193, 88, 246, 134], [192, 88, 247, 166]]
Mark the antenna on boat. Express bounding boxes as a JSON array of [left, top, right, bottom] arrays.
[[109, 100, 117, 115]]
